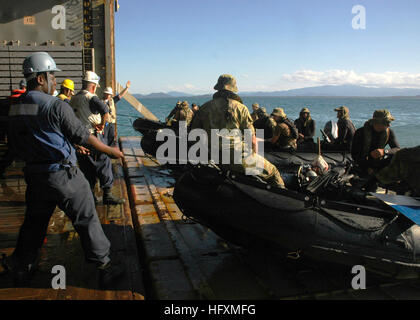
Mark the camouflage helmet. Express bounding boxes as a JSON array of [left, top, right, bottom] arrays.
[[252, 103, 260, 109], [271, 107, 286, 118], [181, 101, 189, 108], [334, 105, 350, 119], [300, 107, 310, 114], [213, 74, 238, 93], [334, 105, 349, 113], [373, 109, 395, 125]]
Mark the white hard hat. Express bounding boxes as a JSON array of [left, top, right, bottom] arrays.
[[103, 86, 113, 95], [83, 71, 100, 87]]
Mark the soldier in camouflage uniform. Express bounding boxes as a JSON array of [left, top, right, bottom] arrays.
[[253, 107, 273, 136], [166, 101, 182, 124], [375, 146, 420, 196], [190, 74, 284, 188], [166, 100, 194, 128], [334, 106, 356, 151], [191, 103, 200, 115], [250, 103, 260, 121], [173, 101, 194, 126], [351, 109, 400, 176], [270, 108, 298, 150], [294, 107, 316, 144]]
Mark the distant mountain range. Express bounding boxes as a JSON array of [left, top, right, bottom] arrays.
[[134, 91, 193, 98], [133, 85, 420, 98], [240, 85, 420, 97]]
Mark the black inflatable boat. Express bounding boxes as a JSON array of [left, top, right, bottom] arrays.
[[173, 163, 420, 279], [132, 117, 353, 169]]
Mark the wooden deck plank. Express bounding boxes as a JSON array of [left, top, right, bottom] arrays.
[[121, 136, 274, 299]]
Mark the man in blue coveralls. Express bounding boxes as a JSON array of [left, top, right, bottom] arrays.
[[71, 71, 125, 205], [6, 52, 125, 288]]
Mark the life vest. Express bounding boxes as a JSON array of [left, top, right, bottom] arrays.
[[282, 118, 298, 139], [9, 89, 26, 104], [70, 90, 102, 133], [57, 93, 71, 104], [362, 120, 390, 158], [10, 89, 26, 98], [295, 117, 314, 138], [104, 97, 116, 124], [275, 118, 298, 149], [253, 115, 275, 139]]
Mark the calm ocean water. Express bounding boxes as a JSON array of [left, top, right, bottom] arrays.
[[116, 96, 420, 148]]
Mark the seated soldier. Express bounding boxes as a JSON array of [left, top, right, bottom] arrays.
[[333, 106, 356, 151], [190, 74, 285, 188], [294, 107, 315, 144], [191, 103, 200, 115], [269, 108, 298, 150], [351, 109, 400, 176], [375, 146, 420, 196], [170, 101, 194, 128], [166, 101, 182, 124], [253, 107, 277, 145], [250, 103, 260, 121]]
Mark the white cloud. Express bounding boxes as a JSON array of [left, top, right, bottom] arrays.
[[184, 83, 195, 89], [139, 69, 420, 94], [282, 69, 420, 88], [167, 83, 206, 93]]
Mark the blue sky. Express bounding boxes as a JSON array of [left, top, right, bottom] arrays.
[[114, 0, 420, 94]]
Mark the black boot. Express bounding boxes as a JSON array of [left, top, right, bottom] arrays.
[[5, 254, 38, 287], [14, 265, 36, 287], [98, 261, 125, 290], [102, 188, 125, 205]]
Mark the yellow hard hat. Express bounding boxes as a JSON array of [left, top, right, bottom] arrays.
[[61, 79, 74, 91]]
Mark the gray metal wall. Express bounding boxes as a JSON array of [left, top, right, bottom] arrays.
[[0, 0, 113, 99], [0, 45, 83, 98], [0, 0, 86, 98], [0, 0, 83, 45]]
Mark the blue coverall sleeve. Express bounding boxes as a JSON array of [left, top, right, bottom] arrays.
[[54, 100, 91, 145], [90, 96, 110, 115]]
